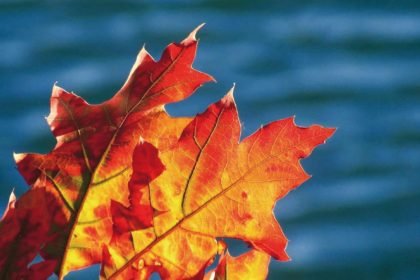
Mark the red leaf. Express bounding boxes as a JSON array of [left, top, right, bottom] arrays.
[[102, 88, 335, 279]]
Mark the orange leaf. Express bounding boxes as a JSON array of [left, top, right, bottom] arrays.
[[3, 25, 212, 278], [103, 87, 335, 279], [204, 250, 270, 280]]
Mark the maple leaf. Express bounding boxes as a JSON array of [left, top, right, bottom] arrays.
[[2, 25, 212, 278], [204, 249, 270, 280], [101, 88, 335, 279]]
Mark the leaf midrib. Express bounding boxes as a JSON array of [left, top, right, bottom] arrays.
[[57, 45, 187, 279], [180, 108, 225, 215]]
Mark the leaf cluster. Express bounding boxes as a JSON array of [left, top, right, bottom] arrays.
[[0, 26, 334, 280]]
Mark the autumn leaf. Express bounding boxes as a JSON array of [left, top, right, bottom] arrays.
[[204, 250, 270, 280], [2, 25, 212, 278], [102, 88, 335, 279]]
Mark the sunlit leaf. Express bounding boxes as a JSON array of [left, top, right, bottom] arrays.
[[103, 88, 335, 279]]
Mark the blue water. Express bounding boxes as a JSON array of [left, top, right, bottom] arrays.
[[1, 1, 419, 279]]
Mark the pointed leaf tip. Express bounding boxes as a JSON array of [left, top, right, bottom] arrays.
[[327, 127, 337, 138], [137, 44, 151, 61], [182, 23, 206, 45], [221, 84, 235, 106], [1, 189, 16, 221], [52, 83, 64, 96], [13, 152, 26, 163], [8, 190, 16, 204]]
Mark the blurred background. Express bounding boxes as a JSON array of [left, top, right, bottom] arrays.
[[0, 0, 419, 279]]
